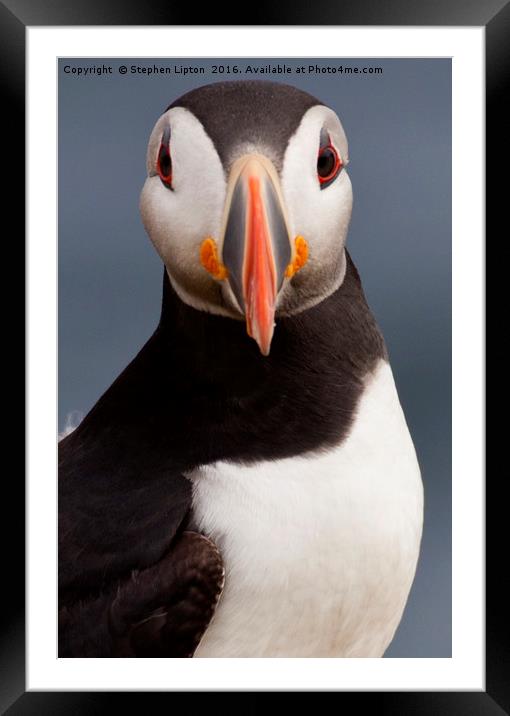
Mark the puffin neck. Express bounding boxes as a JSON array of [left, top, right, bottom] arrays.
[[157, 252, 386, 393], [72, 251, 386, 467]]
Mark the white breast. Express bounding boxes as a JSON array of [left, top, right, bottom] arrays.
[[187, 359, 423, 657]]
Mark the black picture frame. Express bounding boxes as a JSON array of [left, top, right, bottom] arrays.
[[4, 0, 497, 712]]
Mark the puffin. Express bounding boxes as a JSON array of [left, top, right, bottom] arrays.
[[58, 81, 423, 658]]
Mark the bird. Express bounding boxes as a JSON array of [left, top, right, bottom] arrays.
[[58, 80, 423, 658]]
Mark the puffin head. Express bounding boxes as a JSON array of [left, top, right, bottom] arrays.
[[140, 81, 352, 355]]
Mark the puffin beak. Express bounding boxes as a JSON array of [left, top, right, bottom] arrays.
[[221, 154, 292, 356]]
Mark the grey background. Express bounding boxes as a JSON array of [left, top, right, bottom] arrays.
[[58, 58, 451, 657]]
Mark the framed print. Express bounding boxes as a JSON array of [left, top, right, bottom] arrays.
[[3, 0, 498, 710]]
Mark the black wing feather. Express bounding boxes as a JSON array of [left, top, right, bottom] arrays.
[[59, 531, 224, 657]]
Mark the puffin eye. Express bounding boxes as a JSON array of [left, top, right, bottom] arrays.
[[157, 127, 172, 189], [317, 139, 342, 189]]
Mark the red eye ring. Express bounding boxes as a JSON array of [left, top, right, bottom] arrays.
[[157, 131, 172, 189], [317, 142, 342, 187]]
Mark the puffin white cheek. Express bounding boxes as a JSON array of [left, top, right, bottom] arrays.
[[140, 176, 226, 285], [322, 173, 353, 242], [140, 179, 175, 259], [281, 172, 316, 239], [140, 182, 192, 282], [281, 171, 352, 280]]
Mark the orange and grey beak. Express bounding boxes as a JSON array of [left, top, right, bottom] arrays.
[[221, 154, 292, 356], [199, 154, 308, 355]]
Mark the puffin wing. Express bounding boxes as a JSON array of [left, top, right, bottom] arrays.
[[59, 531, 224, 657], [58, 330, 225, 657], [59, 454, 193, 600], [58, 420, 225, 656]]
